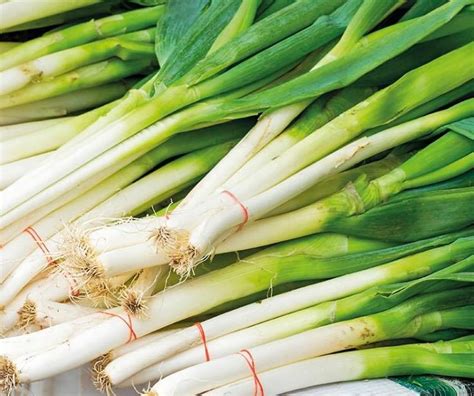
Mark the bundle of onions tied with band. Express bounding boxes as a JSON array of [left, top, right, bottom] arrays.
[[0, 0, 473, 395]]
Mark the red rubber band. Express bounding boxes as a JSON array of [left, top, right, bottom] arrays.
[[221, 190, 249, 230], [23, 226, 54, 265], [239, 349, 264, 396], [100, 311, 137, 343], [195, 322, 211, 362]]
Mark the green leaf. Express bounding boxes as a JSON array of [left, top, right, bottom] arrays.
[[183, 0, 346, 85], [383, 254, 474, 300], [224, 0, 469, 112], [400, 0, 447, 21], [329, 188, 474, 242], [155, 0, 209, 66], [430, 116, 474, 140], [209, 0, 260, 54], [157, 0, 243, 87], [257, 0, 297, 19], [444, 117, 474, 140], [195, 0, 361, 98], [127, 0, 167, 5]]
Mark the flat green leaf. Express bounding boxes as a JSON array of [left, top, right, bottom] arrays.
[[445, 117, 474, 140], [183, 0, 346, 85], [329, 188, 474, 242], [400, 0, 446, 21], [155, 0, 209, 66], [195, 0, 361, 98], [157, 0, 243, 87], [223, 0, 469, 113], [257, 0, 297, 19], [127, 0, 167, 5]]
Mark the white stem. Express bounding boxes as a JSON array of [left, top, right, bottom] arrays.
[[0, 152, 50, 189], [0, 272, 70, 333], [204, 351, 364, 395], [0, 146, 165, 282], [1, 99, 115, 163], [34, 301, 99, 328], [85, 217, 164, 255], [122, 299, 325, 385], [111, 327, 185, 361], [103, 250, 434, 386], [96, 241, 169, 278], [0, 117, 70, 142], [189, 101, 474, 256], [151, 308, 443, 395], [179, 102, 310, 211], [0, 96, 179, 229], [0, 310, 107, 359]]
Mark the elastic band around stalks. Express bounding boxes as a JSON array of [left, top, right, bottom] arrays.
[[100, 311, 137, 343], [23, 226, 54, 265], [195, 322, 211, 362], [221, 190, 249, 230], [239, 349, 264, 396]]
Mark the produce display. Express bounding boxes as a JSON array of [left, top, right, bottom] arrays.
[[0, 0, 473, 395]]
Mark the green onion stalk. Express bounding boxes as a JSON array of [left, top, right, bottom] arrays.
[[241, 184, 474, 249], [0, 0, 354, 227], [99, 232, 474, 386], [148, 287, 474, 395], [222, 87, 377, 188], [267, 150, 410, 216], [0, 0, 104, 32], [2, 0, 457, 234], [0, 79, 137, 126], [215, 119, 474, 251], [1, 229, 471, 390], [0, 117, 71, 142], [83, 148, 473, 279], [0, 122, 250, 298], [0, 6, 165, 70], [208, 338, 474, 395], [45, 5, 474, 276], [0, 56, 156, 110], [167, 91, 474, 275], [177, 0, 405, 211], [0, 139, 240, 310], [0, 1, 122, 33], [157, 30, 474, 267], [115, 255, 474, 386], [175, 0, 470, 214], [224, 30, 474, 191], [86, 151, 408, 278], [0, 95, 123, 163], [0, 152, 50, 190], [0, 64, 290, 243], [0, 119, 252, 260], [0, 28, 155, 96]]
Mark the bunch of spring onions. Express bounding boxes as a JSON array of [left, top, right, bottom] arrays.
[[1, 0, 473, 395]]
